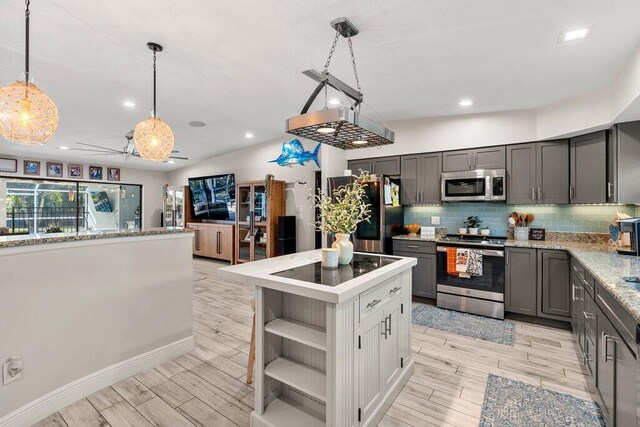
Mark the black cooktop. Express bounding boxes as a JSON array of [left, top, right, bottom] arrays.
[[271, 253, 399, 287]]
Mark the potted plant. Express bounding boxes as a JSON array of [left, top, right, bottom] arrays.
[[312, 171, 372, 265], [464, 216, 482, 235], [480, 226, 491, 236]]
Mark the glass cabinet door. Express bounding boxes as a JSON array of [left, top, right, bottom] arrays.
[[174, 188, 184, 227], [236, 185, 252, 262]]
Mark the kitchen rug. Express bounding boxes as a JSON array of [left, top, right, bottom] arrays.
[[480, 374, 605, 426], [411, 304, 515, 345]]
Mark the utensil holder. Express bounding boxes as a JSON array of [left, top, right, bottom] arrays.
[[514, 227, 529, 241]]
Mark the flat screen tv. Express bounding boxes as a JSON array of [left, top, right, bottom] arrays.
[[188, 173, 236, 221]]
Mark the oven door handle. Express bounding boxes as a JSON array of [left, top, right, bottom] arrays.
[[437, 246, 504, 257]]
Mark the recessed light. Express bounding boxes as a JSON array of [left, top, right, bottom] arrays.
[[559, 26, 593, 43], [352, 140, 368, 145], [245, 132, 254, 138], [189, 120, 206, 127], [123, 101, 136, 108], [459, 99, 473, 107], [168, 160, 175, 164], [58, 146, 70, 150], [328, 98, 341, 105], [317, 126, 336, 134]]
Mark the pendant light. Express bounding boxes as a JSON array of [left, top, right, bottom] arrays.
[[0, 0, 59, 145], [285, 18, 394, 150], [134, 42, 174, 161]]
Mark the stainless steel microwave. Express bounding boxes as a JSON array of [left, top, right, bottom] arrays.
[[441, 169, 506, 202]]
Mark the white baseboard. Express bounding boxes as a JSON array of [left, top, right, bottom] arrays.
[[0, 336, 194, 427]]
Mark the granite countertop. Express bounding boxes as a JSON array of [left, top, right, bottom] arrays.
[[394, 234, 640, 323], [0, 227, 194, 249]]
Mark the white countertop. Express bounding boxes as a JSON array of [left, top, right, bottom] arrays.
[[219, 250, 416, 304]]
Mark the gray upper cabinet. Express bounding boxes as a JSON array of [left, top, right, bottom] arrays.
[[442, 146, 505, 172], [400, 153, 441, 205], [348, 156, 400, 176], [474, 146, 506, 170], [506, 141, 569, 204], [608, 121, 640, 204], [442, 150, 472, 172], [537, 249, 570, 320], [570, 131, 607, 204], [400, 155, 419, 205], [506, 143, 537, 204], [537, 140, 569, 204], [505, 247, 537, 315]]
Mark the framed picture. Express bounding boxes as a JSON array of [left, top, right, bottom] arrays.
[[23, 160, 41, 176], [89, 166, 103, 180], [0, 157, 18, 173], [68, 164, 83, 179], [46, 162, 63, 178], [107, 167, 120, 182]]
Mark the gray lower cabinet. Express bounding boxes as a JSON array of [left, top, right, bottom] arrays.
[[393, 240, 436, 298], [400, 153, 442, 205], [505, 247, 537, 316], [348, 156, 401, 176], [537, 250, 570, 320], [570, 131, 607, 204], [506, 141, 569, 204], [442, 146, 505, 172]]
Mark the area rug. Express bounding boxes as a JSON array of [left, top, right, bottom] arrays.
[[480, 374, 605, 426], [411, 304, 515, 345]]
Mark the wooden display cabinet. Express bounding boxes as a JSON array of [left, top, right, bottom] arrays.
[[235, 180, 285, 264]]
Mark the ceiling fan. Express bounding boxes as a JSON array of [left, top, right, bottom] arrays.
[[67, 131, 189, 163]]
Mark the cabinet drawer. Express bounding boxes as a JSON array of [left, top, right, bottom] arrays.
[[581, 270, 595, 299], [359, 276, 402, 322], [393, 240, 436, 255], [571, 259, 585, 281]]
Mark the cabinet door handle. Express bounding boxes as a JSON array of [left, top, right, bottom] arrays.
[[537, 188, 542, 200], [405, 245, 420, 249], [416, 191, 419, 203], [386, 314, 392, 336], [194, 229, 200, 251], [607, 182, 614, 198], [531, 187, 536, 200], [474, 153, 477, 169], [602, 332, 615, 362], [381, 317, 388, 339], [467, 156, 471, 170], [569, 186, 574, 200], [217, 231, 222, 254], [572, 284, 576, 302], [389, 286, 401, 294], [367, 299, 382, 308], [583, 311, 594, 321], [420, 191, 423, 203], [505, 251, 509, 265]]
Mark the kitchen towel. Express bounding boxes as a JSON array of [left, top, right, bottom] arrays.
[[467, 250, 483, 276], [446, 248, 459, 276], [456, 248, 470, 278]]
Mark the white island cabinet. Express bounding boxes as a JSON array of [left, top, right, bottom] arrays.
[[220, 250, 416, 427]]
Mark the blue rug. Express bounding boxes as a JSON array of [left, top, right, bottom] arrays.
[[411, 304, 515, 345], [480, 374, 605, 426]]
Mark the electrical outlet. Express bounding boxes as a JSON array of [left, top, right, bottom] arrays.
[[3, 355, 24, 386], [431, 216, 440, 225]]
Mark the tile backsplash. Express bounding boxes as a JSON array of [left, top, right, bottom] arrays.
[[405, 203, 638, 236]]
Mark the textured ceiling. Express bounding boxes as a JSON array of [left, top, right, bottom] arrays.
[[1, 0, 639, 170]]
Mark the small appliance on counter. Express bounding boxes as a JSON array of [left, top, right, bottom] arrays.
[[617, 218, 640, 256], [327, 175, 404, 254]]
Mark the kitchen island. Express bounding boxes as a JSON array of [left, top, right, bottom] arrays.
[[220, 250, 416, 427], [0, 228, 195, 426]]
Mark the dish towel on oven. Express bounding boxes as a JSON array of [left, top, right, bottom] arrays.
[[446, 248, 459, 276], [456, 248, 483, 278]]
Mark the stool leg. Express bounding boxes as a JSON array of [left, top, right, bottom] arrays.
[[246, 312, 256, 385]]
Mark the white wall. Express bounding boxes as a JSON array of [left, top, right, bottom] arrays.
[[0, 155, 167, 229], [168, 138, 324, 252]]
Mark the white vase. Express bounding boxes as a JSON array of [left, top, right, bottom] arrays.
[[480, 229, 491, 236], [458, 227, 467, 235], [514, 227, 529, 241], [468, 227, 478, 235], [332, 233, 354, 265]]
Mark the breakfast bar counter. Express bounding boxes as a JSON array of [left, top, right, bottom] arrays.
[[220, 250, 416, 427]]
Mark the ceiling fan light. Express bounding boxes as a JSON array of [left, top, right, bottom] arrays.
[[0, 79, 58, 145], [134, 117, 174, 161]]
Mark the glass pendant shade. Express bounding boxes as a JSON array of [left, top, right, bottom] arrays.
[[0, 78, 59, 144], [134, 116, 174, 161]]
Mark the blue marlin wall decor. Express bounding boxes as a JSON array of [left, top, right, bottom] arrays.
[[269, 139, 320, 168]]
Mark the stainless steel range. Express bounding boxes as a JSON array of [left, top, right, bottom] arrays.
[[436, 235, 506, 319]]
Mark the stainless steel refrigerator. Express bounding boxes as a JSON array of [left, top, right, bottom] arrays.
[[327, 175, 404, 254]]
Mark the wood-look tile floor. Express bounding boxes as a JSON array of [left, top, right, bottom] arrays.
[[34, 258, 596, 427]]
